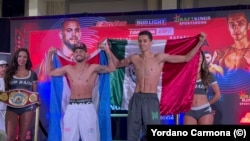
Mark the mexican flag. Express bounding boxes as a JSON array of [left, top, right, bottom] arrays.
[[108, 35, 201, 115]]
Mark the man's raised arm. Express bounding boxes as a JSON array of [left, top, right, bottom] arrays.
[[184, 32, 206, 62], [103, 42, 132, 68], [46, 47, 67, 76], [98, 43, 116, 72], [158, 32, 206, 63]]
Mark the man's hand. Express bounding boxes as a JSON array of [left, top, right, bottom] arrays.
[[98, 42, 109, 51], [48, 47, 57, 55], [199, 32, 206, 42]]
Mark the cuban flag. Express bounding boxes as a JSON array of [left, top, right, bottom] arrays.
[[47, 49, 112, 141]]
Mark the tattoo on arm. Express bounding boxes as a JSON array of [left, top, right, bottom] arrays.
[[107, 54, 112, 65], [97, 50, 116, 73], [107, 54, 111, 59], [98, 66, 108, 73]]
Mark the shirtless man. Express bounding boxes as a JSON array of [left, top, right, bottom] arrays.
[[46, 42, 115, 141], [204, 51, 223, 75], [212, 12, 250, 71], [109, 30, 206, 141]]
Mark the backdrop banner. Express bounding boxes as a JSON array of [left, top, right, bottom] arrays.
[[8, 5, 250, 141]]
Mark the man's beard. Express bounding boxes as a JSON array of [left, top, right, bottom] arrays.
[[63, 40, 76, 50], [76, 58, 84, 63]]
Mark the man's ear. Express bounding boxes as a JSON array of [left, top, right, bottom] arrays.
[[59, 31, 63, 40], [248, 23, 250, 30]]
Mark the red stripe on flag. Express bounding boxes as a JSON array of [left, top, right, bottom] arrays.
[[57, 53, 100, 87], [58, 56, 75, 88], [160, 35, 201, 115], [87, 54, 100, 64]]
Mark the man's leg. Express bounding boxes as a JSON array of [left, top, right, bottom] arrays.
[[63, 105, 79, 141], [79, 104, 100, 141], [127, 94, 142, 141], [141, 94, 160, 140]]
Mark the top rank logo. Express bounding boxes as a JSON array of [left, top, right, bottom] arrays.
[[136, 18, 166, 26], [173, 14, 211, 25]]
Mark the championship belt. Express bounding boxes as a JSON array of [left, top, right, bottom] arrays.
[[0, 89, 39, 108]]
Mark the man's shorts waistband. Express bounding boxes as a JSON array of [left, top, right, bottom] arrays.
[[69, 98, 92, 105], [134, 92, 157, 97]]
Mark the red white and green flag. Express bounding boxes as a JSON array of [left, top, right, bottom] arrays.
[[108, 35, 201, 115]]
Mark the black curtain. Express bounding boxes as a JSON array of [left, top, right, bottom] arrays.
[[0, 18, 10, 53]]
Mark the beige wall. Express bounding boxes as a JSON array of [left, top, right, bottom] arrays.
[[68, 0, 146, 14], [193, 0, 250, 8], [1, 0, 250, 17], [65, 0, 250, 15], [25, 0, 45, 17]]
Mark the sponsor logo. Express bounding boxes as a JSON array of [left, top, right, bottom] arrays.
[[173, 14, 211, 25], [110, 104, 127, 110], [96, 20, 127, 27], [151, 111, 159, 120], [169, 35, 190, 40], [136, 18, 166, 26], [129, 28, 174, 36], [239, 91, 250, 106], [204, 107, 212, 113], [156, 28, 174, 35], [160, 115, 174, 120], [240, 112, 250, 124]]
